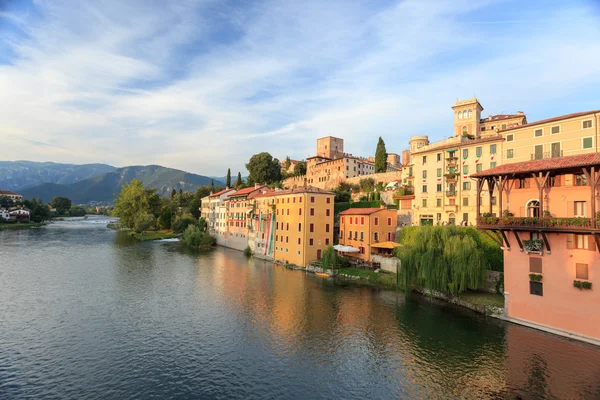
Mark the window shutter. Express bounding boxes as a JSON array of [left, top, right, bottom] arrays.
[[589, 237, 596, 252], [566, 234, 574, 249]]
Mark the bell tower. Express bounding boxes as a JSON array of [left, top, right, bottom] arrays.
[[451, 96, 483, 138]]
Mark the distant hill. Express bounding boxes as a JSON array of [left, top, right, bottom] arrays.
[[0, 161, 116, 191], [20, 165, 224, 204]]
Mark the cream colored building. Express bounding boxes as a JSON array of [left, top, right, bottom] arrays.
[[407, 97, 599, 225]]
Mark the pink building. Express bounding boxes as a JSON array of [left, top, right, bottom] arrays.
[[473, 153, 600, 344]]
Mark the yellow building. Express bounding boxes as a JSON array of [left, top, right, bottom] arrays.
[[252, 187, 335, 267], [407, 97, 599, 225]]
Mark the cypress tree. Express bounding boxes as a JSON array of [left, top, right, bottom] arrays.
[[235, 172, 243, 187], [226, 168, 231, 188], [374, 137, 388, 173]]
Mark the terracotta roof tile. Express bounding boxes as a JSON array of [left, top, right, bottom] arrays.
[[502, 110, 599, 132], [227, 186, 266, 198], [339, 208, 386, 216], [0, 190, 21, 195], [471, 153, 600, 178]]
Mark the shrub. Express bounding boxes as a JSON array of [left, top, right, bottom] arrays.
[[180, 225, 216, 250], [172, 216, 198, 233], [243, 246, 253, 257], [134, 213, 156, 233]]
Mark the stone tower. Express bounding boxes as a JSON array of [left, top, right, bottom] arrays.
[[451, 96, 484, 138], [316, 136, 344, 159]]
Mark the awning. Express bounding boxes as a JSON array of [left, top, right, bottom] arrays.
[[371, 241, 402, 250], [333, 244, 360, 253]]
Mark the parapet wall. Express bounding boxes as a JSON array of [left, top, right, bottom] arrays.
[[344, 171, 403, 186]]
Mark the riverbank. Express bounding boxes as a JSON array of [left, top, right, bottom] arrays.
[[0, 222, 45, 230], [107, 223, 179, 241], [269, 259, 506, 317]]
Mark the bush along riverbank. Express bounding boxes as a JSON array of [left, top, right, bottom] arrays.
[[0, 222, 45, 230]]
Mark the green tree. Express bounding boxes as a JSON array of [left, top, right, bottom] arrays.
[[50, 196, 72, 215], [113, 179, 156, 229], [210, 180, 215, 191], [134, 213, 156, 233], [285, 156, 291, 169], [235, 172, 243, 188], [171, 188, 177, 199], [395, 226, 488, 295], [22, 198, 50, 222], [245, 152, 282, 185], [180, 224, 215, 250], [374, 136, 388, 173], [226, 168, 231, 188], [293, 161, 307, 176], [68, 206, 86, 217]]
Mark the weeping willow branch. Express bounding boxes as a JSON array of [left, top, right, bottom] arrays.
[[394, 226, 488, 295]]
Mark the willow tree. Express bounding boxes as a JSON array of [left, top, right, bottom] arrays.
[[394, 226, 487, 295]]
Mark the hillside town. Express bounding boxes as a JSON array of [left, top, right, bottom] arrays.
[[199, 97, 600, 345]]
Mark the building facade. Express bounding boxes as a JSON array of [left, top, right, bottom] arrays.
[[338, 208, 397, 261], [0, 190, 23, 201], [473, 153, 600, 343], [407, 96, 599, 226]]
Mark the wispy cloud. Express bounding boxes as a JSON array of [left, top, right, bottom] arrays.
[[0, 0, 599, 175]]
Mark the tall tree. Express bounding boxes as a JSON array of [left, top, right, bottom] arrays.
[[50, 196, 72, 215], [284, 156, 291, 169], [245, 152, 282, 185], [235, 172, 243, 188], [171, 188, 177, 199], [210, 179, 215, 190], [293, 161, 307, 176], [226, 168, 231, 188], [113, 179, 158, 229], [374, 137, 388, 173]]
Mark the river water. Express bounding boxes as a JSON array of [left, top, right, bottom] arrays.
[[1, 217, 600, 399]]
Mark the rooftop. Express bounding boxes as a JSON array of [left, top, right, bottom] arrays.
[[471, 153, 600, 178], [209, 188, 235, 197], [480, 113, 524, 122], [411, 135, 503, 155], [339, 207, 387, 216], [502, 110, 600, 132], [0, 190, 21, 195]]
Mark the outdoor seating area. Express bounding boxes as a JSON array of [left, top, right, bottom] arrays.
[[347, 257, 381, 270], [371, 241, 402, 256]]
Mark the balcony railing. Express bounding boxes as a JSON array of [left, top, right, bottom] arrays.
[[530, 150, 563, 160], [446, 156, 458, 163], [477, 216, 594, 230], [444, 173, 458, 181], [446, 190, 457, 197]]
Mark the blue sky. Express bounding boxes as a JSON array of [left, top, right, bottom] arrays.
[[1, 0, 599, 176]]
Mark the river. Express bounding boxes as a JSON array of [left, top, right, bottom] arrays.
[[1, 217, 600, 399]]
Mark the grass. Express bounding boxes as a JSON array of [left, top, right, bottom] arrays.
[[127, 230, 178, 241], [338, 267, 399, 288], [0, 222, 45, 230], [457, 291, 505, 308]]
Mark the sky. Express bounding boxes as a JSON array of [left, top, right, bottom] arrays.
[[1, 0, 600, 177]]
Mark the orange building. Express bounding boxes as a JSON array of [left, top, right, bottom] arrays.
[[338, 208, 397, 261], [473, 153, 600, 344], [252, 187, 335, 267]]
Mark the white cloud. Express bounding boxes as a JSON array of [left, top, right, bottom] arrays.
[[0, 0, 599, 176]]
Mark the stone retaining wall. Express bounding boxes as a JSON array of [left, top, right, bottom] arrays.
[[371, 254, 399, 273]]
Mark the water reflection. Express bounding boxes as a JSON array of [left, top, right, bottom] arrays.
[[1, 224, 600, 399]]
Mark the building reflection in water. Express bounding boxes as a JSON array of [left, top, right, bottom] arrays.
[[192, 248, 600, 399]]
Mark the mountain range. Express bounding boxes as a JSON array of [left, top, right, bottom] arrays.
[[0, 161, 116, 191], [1, 161, 223, 204]]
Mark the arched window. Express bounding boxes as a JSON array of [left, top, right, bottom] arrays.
[[458, 111, 462, 119], [468, 109, 472, 118], [526, 200, 540, 218], [462, 126, 468, 135]]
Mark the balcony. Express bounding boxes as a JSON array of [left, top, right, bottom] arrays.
[[530, 150, 563, 160], [445, 204, 458, 212], [445, 190, 457, 197], [446, 156, 458, 165], [477, 216, 595, 233], [444, 173, 458, 182]]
